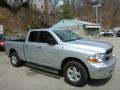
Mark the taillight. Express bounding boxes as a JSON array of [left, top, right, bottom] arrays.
[[0, 41, 5, 46]]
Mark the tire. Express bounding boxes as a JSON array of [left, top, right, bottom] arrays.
[[10, 52, 23, 67], [63, 61, 88, 87]]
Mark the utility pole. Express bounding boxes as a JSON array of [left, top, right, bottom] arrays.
[[44, 0, 50, 26], [92, 0, 101, 33], [99, 0, 102, 28], [44, 0, 48, 15], [93, 4, 100, 24]]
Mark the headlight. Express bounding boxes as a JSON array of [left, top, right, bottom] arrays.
[[87, 53, 105, 63]]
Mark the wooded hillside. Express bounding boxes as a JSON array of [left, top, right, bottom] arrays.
[[0, 0, 120, 34]]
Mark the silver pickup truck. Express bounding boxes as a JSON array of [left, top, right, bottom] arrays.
[[5, 29, 116, 87]]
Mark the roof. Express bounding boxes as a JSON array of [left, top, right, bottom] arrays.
[[73, 19, 98, 25], [84, 25, 101, 28], [51, 19, 99, 29], [29, 28, 67, 32]]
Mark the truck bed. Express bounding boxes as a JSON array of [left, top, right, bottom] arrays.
[[10, 39, 25, 42], [5, 40, 25, 60]]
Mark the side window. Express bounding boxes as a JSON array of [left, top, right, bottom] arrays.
[[0, 36, 4, 40], [38, 31, 56, 43], [28, 31, 38, 42]]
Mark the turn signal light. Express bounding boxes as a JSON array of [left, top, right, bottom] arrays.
[[87, 58, 97, 63]]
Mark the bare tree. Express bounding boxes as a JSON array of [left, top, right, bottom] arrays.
[[48, 0, 60, 24], [101, 0, 120, 29]]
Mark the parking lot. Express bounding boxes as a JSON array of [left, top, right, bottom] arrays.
[[0, 37, 120, 90]]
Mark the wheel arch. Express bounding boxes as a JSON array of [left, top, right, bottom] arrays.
[[61, 57, 90, 78], [9, 49, 17, 56]]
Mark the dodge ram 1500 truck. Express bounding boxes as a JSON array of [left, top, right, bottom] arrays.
[[5, 29, 116, 87]]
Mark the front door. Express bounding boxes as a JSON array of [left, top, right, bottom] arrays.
[[36, 31, 62, 68]]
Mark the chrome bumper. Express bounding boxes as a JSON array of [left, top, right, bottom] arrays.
[[88, 56, 116, 79]]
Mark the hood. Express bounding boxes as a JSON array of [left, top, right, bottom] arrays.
[[65, 39, 113, 54]]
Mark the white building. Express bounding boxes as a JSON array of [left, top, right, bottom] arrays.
[[29, 0, 46, 13], [51, 19, 101, 38], [4, 0, 28, 7], [114, 27, 120, 32], [0, 25, 4, 34]]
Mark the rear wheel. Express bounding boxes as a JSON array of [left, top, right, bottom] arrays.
[[10, 52, 24, 67], [63, 61, 88, 87]]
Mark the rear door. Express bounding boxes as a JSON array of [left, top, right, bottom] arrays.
[[24, 31, 43, 63]]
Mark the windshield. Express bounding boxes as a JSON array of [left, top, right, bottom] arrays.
[[53, 30, 81, 42]]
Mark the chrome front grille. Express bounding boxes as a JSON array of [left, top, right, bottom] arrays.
[[106, 48, 113, 54], [105, 48, 113, 61]]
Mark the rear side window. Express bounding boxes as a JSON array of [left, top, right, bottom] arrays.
[[28, 31, 38, 42]]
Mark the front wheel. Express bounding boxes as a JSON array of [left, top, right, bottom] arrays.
[[63, 61, 88, 87], [10, 52, 24, 67]]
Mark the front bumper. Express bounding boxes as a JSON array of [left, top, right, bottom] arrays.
[[88, 55, 116, 79]]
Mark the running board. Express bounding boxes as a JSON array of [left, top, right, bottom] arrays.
[[25, 62, 61, 76]]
